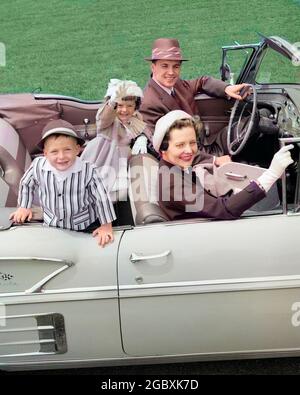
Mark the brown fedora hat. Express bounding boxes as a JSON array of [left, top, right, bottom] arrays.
[[145, 38, 188, 61]]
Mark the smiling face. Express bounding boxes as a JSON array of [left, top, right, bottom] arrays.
[[151, 60, 181, 88], [43, 134, 80, 171], [116, 99, 136, 124], [161, 126, 198, 169]]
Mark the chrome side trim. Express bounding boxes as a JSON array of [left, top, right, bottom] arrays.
[[119, 274, 300, 297], [25, 265, 69, 293], [0, 257, 74, 294], [0, 286, 118, 305], [0, 257, 74, 266], [0, 339, 55, 346], [0, 326, 54, 333], [2, 347, 300, 369], [133, 210, 282, 230], [0, 285, 117, 300]]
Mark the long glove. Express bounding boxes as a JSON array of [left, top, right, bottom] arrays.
[[131, 135, 148, 155], [257, 144, 294, 192]]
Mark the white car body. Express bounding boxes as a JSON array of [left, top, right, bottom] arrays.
[[1, 34, 300, 371]]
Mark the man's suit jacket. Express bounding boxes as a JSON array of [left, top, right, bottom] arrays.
[[140, 76, 229, 133]]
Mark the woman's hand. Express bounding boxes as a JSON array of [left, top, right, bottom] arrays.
[[214, 155, 231, 167]]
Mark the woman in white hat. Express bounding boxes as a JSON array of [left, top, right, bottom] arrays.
[[81, 79, 151, 194], [154, 110, 294, 220]]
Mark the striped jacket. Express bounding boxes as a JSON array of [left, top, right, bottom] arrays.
[[18, 157, 116, 231]]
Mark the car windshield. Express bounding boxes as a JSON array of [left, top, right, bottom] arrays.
[[256, 47, 300, 84]]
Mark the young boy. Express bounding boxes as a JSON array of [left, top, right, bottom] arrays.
[[9, 120, 116, 247]]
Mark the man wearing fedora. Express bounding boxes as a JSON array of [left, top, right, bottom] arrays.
[[140, 38, 249, 164]]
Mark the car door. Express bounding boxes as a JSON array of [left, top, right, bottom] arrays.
[[118, 214, 300, 358], [0, 214, 124, 369]]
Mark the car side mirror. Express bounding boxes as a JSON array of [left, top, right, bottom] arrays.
[[220, 62, 231, 82]]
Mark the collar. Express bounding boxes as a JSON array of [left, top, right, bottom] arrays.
[[159, 155, 202, 172], [159, 158, 186, 173], [152, 78, 174, 96], [43, 156, 83, 180]]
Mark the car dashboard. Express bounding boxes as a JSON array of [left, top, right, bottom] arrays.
[[256, 88, 300, 137]]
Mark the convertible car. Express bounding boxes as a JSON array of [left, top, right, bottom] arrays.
[[1, 34, 300, 371]]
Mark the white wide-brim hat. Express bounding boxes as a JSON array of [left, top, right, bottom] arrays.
[[105, 79, 143, 99], [153, 110, 192, 152]]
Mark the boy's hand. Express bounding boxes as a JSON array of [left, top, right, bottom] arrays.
[[9, 208, 33, 223], [92, 223, 114, 247]]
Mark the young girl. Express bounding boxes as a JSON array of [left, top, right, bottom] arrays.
[[81, 79, 151, 197]]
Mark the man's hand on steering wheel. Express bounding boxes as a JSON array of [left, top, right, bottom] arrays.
[[225, 83, 252, 101], [227, 84, 257, 156]]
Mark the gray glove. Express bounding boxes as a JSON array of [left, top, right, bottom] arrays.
[[257, 144, 294, 192]]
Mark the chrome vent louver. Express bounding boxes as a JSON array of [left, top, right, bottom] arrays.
[[0, 312, 67, 357]]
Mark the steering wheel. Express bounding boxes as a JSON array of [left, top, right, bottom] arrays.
[[227, 84, 257, 156]]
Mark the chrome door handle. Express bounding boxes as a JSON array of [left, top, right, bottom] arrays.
[[130, 250, 171, 263], [225, 172, 247, 181]]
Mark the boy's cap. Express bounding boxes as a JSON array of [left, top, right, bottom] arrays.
[[37, 120, 85, 150], [153, 110, 192, 152]]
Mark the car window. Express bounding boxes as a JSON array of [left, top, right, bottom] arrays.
[[223, 48, 254, 84], [256, 48, 300, 84]]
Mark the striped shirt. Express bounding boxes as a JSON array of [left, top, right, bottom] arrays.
[[18, 156, 116, 231]]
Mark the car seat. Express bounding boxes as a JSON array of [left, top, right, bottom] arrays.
[[0, 118, 31, 207], [128, 155, 280, 225], [128, 154, 169, 225]]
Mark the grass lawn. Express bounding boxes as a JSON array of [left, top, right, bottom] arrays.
[[0, 0, 299, 99]]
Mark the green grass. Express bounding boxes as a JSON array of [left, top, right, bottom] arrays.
[[0, 0, 299, 99]]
